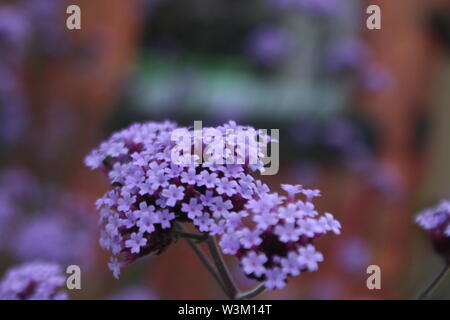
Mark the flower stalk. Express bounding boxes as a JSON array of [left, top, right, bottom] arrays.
[[417, 263, 449, 300], [176, 223, 265, 300]]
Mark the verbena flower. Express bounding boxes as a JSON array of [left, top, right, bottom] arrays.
[[416, 201, 450, 258], [86, 121, 340, 290], [86, 121, 270, 278], [0, 262, 67, 300], [221, 186, 340, 289]]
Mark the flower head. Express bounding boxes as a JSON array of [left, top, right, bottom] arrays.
[[0, 262, 67, 300], [221, 187, 340, 290], [86, 121, 340, 289], [85, 121, 272, 278], [416, 200, 450, 258]]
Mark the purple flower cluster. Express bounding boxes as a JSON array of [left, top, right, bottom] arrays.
[[0, 262, 67, 300], [0, 168, 96, 269], [416, 201, 450, 257], [0, 168, 37, 246], [224, 185, 340, 289], [14, 212, 94, 268], [0, 1, 71, 147], [86, 121, 340, 289]]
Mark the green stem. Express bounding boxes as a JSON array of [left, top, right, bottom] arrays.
[[184, 237, 229, 296], [174, 223, 228, 296], [417, 263, 450, 300], [177, 230, 209, 242], [206, 237, 238, 299], [236, 283, 266, 300]]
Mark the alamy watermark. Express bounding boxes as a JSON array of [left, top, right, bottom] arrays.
[[366, 265, 381, 290], [66, 3, 382, 31], [66, 5, 81, 30], [367, 4, 382, 30], [66, 265, 81, 290]]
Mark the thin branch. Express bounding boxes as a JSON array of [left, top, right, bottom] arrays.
[[177, 230, 209, 242], [417, 263, 450, 300], [236, 283, 266, 300], [206, 237, 238, 299], [174, 223, 230, 298]]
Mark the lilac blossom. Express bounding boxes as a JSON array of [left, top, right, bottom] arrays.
[[85, 121, 339, 290], [108, 257, 121, 280], [264, 268, 286, 290], [161, 185, 185, 207], [223, 186, 339, 289], [197, 171, 219, 188], [298, 244, 323, 271], [0, 262, 67, 300], [415, 200, 450, 257], [158, 209, 175, 229], [241, 252, 268, 277], [85, 121, 270, 277], [181, 198, 204, 219], [125, 232, 148, 254]]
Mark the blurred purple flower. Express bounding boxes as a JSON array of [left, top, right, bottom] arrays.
[[0, 6, 30, 62], [22, 0, 68, 55], [416, 200, 450, 258], [0, 168, 38, 245], [0, 167, 38, 201], [327, 39, 367, 72], [336, 237, 371, 273], [0, 99, 28, 145], [360, 65, 394, 92], [0, 194, 15, 246], [246, 26, 292, 65], [310, 277, 343, 299], [14, 214, 94, 268], [0, 262, 68, 300]]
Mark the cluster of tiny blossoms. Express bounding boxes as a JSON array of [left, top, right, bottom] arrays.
[[415, 201, 450, 257], [85, 121, 340, 289], [222, 185, 340, 289], [0, 262, 67, 300]]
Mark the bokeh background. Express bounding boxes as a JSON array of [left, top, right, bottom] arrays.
[[1, 0, 450, 299]]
